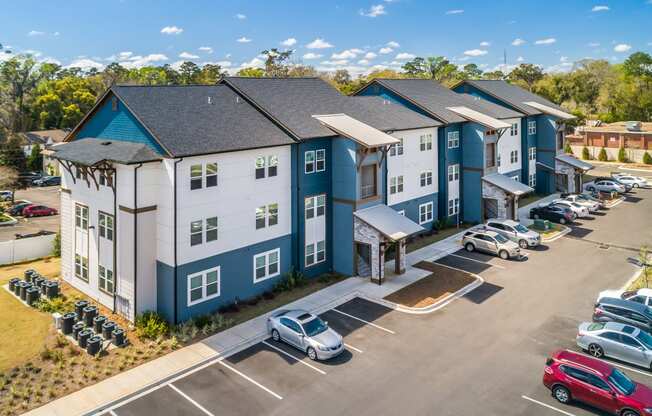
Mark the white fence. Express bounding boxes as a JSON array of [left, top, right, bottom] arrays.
[[0, 234, 56, 265]]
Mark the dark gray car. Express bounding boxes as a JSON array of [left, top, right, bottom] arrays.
[[593, 297, 652, 333]]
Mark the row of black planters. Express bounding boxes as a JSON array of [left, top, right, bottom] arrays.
[[8, 269, 59, 305], [60, 300, 126, 354]]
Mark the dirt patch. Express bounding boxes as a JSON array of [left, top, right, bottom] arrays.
[[384, 262, 476, 308]]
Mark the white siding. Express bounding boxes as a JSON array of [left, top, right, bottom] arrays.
[[498, 117, 522, 175]]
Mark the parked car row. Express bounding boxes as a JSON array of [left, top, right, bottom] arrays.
[[7, 200, 57, 217], [461, 218, 542, 260], [530, 192, 609, 225], [585, 173, 649, 195]]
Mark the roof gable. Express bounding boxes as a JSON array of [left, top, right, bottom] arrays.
[[458, 80, 564, 116]]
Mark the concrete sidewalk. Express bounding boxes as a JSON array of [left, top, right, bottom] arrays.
[[26, 229, 464, 416]]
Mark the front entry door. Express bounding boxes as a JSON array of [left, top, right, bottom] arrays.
[[555, 173, 568, 192], [355, 243, 372, 277], [483, 198, 498, 220]]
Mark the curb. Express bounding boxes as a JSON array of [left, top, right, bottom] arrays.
[[540, 225, 571, 243], [0, 214, 18, 226], [620, 268, 645, 291]]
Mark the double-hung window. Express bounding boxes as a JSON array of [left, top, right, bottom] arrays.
[[528, 120, 537, 135], [448, 164, 459, 182], [305, 151, 315, 173], [419, 202, 433, 224], [254, 249, 280, 282], [256, 204, 278, 229], [305, 195, 326, 219], [98, 212, 114, 241], [75, 204, 88, 230], [448, 198, 459, 216], [190, 163, 217, 190], [389, 176, 403, 194], [420, 134, 433, 151], [187, 267, 220, 306], [529, 173, 536, 187], [190, 164, 203, 190], [510, 150, 519, 164], [255, 157, 266, 179], [75, 254, 88, 281], [316, 149, 325, 172], [447, 131, 460, 149], [98, 265, 114, 294], [190, 220, 203, 246], [206, 163, 217, 187], [206, 217, 218, 242], [305, 240, 326, 267], [389, 138, 404, 156], [256, 156, 278, 179], [529, 147, 536, 161], [510, 123, 518, 136], [420, 171, 433, 187]]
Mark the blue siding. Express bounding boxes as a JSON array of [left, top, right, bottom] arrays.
[[438, 123, 463, 221], [461, 122, 486, 223], [158, 234, 292, 323], [462, 170, 483, 223], [390, 192, 438, 229], [537, 115, 558, 194], [331, 137, 357, 201], [357, 85, 434, 120], [75, 95, 167, 154], [332, 202, 354, 276]]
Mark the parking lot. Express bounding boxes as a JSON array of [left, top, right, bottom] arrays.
[[0, 187, 60, 241], [99, 186, 652, 416]]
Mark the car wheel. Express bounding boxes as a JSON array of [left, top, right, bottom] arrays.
[[633, 183, 639, 188], [271, 329, 281, 342], [588, 343, 604, 358], [587, 186, 595, 192], [465, 243, 475, 252], [559, 217, 567, 224], [518, 240, 528, 249], [533, 214, 540, 220], [498, 250, 510, 260], [552, 385, 571, 404], [307, 347, 318, 361], [621, 410, 640, 416]]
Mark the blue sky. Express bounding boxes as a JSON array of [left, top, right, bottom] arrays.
[[1, 0, 651, 75]]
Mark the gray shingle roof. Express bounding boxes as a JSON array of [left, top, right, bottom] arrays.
[[223, 77, 440, 139], [459, 80, 564, 116], [111, 84, 295, 157], [51, 138, 162, 165], [368, 79, 523, 124]]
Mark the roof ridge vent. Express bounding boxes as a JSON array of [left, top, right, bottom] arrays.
[[100, 141, 112, 146], [235, 96, 240, 104], [207, 96, 213, 105]]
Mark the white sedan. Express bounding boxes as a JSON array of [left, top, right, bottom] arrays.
[[555, 195, 601, 212], [585, 180, 626, 194], [552, 200, 590, 218], [613, 175, 648, 188], [597, 288, 652, 306]]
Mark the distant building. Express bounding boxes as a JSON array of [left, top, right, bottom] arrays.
[[15, 129, 69, 175], [567, 121, 652, 163]]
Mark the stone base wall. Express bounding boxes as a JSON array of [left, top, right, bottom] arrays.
[[482, 182, 509, 219], [353, 217, 384, 280]]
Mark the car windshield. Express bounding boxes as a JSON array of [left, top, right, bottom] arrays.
[[636, 330, 652, 349], [608, 369, 636, 395], [571, 202, 582, 208], [494, 234, 508, 243], [514, 224, 529, 233], [302, 317, 328, 337]]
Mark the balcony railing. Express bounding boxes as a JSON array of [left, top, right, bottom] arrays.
[[360, 184, 376, 199]]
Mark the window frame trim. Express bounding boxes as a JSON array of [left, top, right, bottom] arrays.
[[187, 266, 221, 307], [253, 248, 281, 283]]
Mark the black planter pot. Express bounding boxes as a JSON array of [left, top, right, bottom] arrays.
[[61, 312, 76, 334], [83, 305, 98, 326], [19, 282, 32, 301], [112, 327, 126, 346], [46, 281, 60, 299], [72, 322, 85, 340], [78, 329, 93, 348], [74, 300, 89, 321], [101, 321, 116, 340], [86, 336, 102, 355], [26, 286, 40, 306], [93, 315, 107, 333], [8, 277, 20, 292]]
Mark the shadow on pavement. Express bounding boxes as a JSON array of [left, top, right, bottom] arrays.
[[463, 282, 503, 304]]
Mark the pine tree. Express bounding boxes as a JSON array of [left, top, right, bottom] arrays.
[[582, 147, 591, 160], [598, 148, 608, 162], [617, 147, 628, 163]]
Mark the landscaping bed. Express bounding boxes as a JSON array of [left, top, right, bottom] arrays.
[[528, 223, 567, 240], [384, 261, 476, 308], [0, 213, 17, 226]]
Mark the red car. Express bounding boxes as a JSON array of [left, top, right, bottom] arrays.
[[543, 350, 652, 415], [22, 205, 57, 217]]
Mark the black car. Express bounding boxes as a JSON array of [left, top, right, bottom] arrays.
[[529, 204, 575, 224], [36, 176, 61, 187], [9, 202, 33, 216], [18, 171, 42, 186], [593, 297, 652, 333]]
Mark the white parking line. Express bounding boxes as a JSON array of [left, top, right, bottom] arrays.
[[521, 395, 576, 416], [446, 253, 506, 269], [262, 340, 327, 375], [565, 349, 652, 378], [344, 343, 363, 353], [217, 360, 284, 400], [331, 309, 396, 334], [169, 383, 216, 416], [108, 411, 118, 416]]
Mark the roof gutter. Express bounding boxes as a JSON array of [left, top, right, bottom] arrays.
[[173, 157, 183, 324]]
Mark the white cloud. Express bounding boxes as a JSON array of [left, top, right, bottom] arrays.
[[66, 58, 104, 71], [306, 38, 333, 49], [237, 37, 252, 43], [588, 42, 601, 47], [546, 62, 573, 73], [395, 52, 415, 60], [23, 49, 42, 58], [386, 41, 400, 48], [119, 53, 168, 69], [360, 4, 387, 17], [160, 26, 183, 35], [480, 41, 491, 47], [332, 49, 363, 59], [464, 49, 488, 57], [41, 57, 61, 65], [179, 52, 199, 59], [53, 32, 60, 37], [560, 56, 568, 62], [240, 57, 264, 68], [614, 43, 632, 52], [321, 59, 349, 65], [280, 38, 297, 47], [303, 52, 323, 60], [28, 30, 45, 36], [236, 13, 246, 20], [516, 56, 524, 62], [591, 5, 610, 12], [445, 9, 464, 14], [379, 47, 393, 54], [204, 60, 232, 68], [199, 46, 213, 54], [535, 38, 556, 45], [358, 59, 370, 65], [511, 38, 526, 46], [364, 52, 377, 59]]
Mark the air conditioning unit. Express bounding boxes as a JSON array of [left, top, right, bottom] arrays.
[[625, 121, 642, 131]]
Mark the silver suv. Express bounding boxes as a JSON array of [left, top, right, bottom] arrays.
[[484, 219, 541, 248], [462, 229, 521, 260]]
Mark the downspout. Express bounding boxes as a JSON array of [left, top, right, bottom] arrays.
[[173, 158, 183, 324], [133, 163, 143, 320], [112, 168, 118, 313], [294, 145, 301, 273]]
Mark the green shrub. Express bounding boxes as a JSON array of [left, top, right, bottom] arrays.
[[35, 296, 71, 314], [274, 267, 307, 292], [644, 152, 652, 165], [582, 147, 591, 160], [564, 142, 573, 155], [598, 147, 608, 161], [135, 311, 169, 340], [617, 147, 628, 163], [52, 232, 61, 257]]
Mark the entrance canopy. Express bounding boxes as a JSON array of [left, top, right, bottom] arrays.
[[312, 114, 400, 148], [556, 154, 594, 172], [354, 204, 424, 242], [445, 106, 512, 130], [482, 173, 533, 196], [522, 101, 575, 120]]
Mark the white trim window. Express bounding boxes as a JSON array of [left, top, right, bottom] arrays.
[[529, 173, 536, 187], [98, 265, 114, 294], [447, 164, 460, 182], [254, 249, 280, 282], [510, 123, 519, 136], [98, 212, 114, 241], [190, 163, 218, 190], [420, 134, 433, 151], [187, 267, 220, 306], [316, 149, 326, 172], [389, 138, 404, 156], [448, 197, 459, 216], [256, 155, 278, 179], [305, 194, 326, 219], [447, 131, 460, 149], [75, 204, 88, 230], [190, 220, 203, 246], [420, 171, 433, 187], [256, 204, 278, 229], [75, 254, 88, 281], [206, 217, 218, 242], [528, 147, 536, 161], [305, 150, 315, 174], [305, 240, 326, 267], [419, 202, 433, 224], [389, 176, 404, 194], [510, 150, 519, 164], [528, 120, 537, 135]]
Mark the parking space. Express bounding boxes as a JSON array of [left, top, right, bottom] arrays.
[[0, 186, 60, 241]]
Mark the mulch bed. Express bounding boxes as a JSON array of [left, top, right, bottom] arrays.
[[384, 261, 476, 308]]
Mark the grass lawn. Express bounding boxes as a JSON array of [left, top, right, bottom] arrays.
[[519, 193, 547, 208], [627, 270, 652, 291], [528, 223, 566, 238]]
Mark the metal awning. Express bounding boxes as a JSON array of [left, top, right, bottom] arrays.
[[482, 173, 534, 196], [312, 114, 400, 148], [445, 106, 512, 130], [536, 161, 555, 172], [354, 204, 424, 241], [50, 138, 162, 166], [523, 101, 575, 120], [556, 154, 594, 171]]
